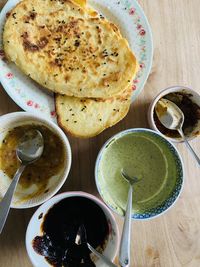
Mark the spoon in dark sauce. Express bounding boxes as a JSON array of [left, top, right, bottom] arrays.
[[76, 225, 117, 267], [155, 98, 200, 166], [75, 225, 95, 267]]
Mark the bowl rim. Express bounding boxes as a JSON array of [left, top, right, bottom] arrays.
[[0, 111, 72, 209], [25, 191, 120, 267], [95, 127, 184, 221], [147, 85, 200, 143]]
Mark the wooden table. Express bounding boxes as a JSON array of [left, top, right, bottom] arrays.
[[1, 0, 200, 266]]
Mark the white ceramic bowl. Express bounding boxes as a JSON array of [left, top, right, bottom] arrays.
[[0, 112, 72, 208], [26, 191, 119, 267], [95, 128, 184, 220], [148, 85, 200, 142]]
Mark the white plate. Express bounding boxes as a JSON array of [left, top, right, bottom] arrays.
[[0, 0, 153, 121]]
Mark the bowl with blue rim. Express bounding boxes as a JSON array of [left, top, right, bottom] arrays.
[[95, 128, 184, 220]]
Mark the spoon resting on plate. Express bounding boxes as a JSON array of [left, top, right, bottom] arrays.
[[155, 98, 200, 166], [119, 169, 140, 267], [0, 130, 44, 234]]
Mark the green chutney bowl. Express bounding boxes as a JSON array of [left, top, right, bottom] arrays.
[[95, 128, 184, 220]]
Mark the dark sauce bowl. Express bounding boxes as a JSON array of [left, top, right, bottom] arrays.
[[148, 86, 200, 142], [26, 192, 119, 267]]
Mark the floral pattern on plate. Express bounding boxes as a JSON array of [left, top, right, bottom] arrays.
[[0, 0, 153, 121]]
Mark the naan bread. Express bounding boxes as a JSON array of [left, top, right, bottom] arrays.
[[56, 87, 132, 138], [3, 0, 138, 98]]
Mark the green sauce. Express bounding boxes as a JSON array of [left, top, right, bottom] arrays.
[[97, 132, 178, 215]]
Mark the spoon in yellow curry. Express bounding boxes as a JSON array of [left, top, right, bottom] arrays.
[[0, 130, 44, 234], [155, 98, 200, 166]]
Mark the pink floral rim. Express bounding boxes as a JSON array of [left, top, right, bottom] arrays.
[[0, 0, 152, 119]]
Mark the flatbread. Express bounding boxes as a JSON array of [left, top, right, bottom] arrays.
[[55, 87, 132, 138], [3, 0, 138, 98]]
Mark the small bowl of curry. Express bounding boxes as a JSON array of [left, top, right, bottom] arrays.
[[148, 86, 200, 142], [0, 112, 71, 208]]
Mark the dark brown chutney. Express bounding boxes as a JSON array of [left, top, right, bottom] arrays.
[[32, 197, 109, 267], [0, 124, 65, 192], [154, 92, 200, 138]]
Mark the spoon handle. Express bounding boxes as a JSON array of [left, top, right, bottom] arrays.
[[178, 129, 200, 166], [119, 185, 133, 267], [0, 164, 26, 234], [87, 243, 117, 267]]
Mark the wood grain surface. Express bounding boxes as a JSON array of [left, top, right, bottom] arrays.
[[1, 0, 200, 266]]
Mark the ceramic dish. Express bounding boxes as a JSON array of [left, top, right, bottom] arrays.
[[26, 191, 119, 267], [0, 0, 153, 120], [148, 85, 200, 143], [95, 128, 184, 220], [0, 112, 72, 208]]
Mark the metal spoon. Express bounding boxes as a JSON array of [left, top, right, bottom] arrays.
[[0, 130, 44, 234], [155, 98, 200, 165], [119, 169, 139, 267], [76, 225, 117, 267]]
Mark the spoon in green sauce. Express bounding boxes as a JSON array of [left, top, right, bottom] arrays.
[[119, 168, 140, 267]]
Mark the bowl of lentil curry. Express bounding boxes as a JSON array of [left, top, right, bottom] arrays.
[[148, 86, 200, 142], [0, 112, 71, 208]]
